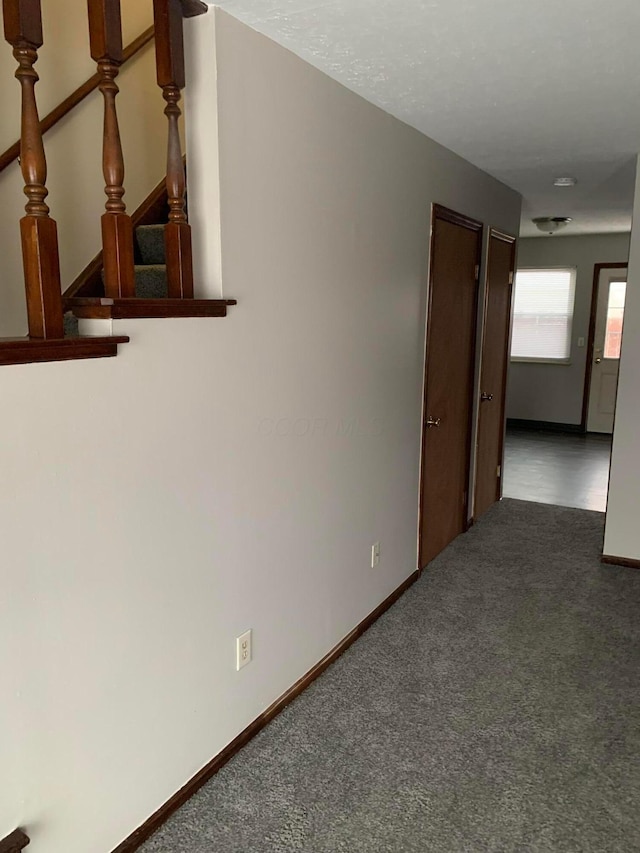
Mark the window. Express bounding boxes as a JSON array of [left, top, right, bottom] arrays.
[[510, 268, 576, 362], [604, 281, 626, 359]]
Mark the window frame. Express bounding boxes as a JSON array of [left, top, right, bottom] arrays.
[[510, 265, 577, 365]]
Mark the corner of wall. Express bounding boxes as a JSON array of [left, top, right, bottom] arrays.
[[604, 154, 640, 559]]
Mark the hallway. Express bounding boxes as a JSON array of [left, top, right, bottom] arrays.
[[140, 500, 640, 853], [503, 428, 612, 512]]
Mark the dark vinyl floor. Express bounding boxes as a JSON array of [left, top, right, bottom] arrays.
[[502, 428, 612, 512]]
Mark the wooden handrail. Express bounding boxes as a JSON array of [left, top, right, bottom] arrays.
[[0, 828, 30, 852], [0, 25, 154, 175]]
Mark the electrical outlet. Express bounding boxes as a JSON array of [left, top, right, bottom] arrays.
[[371, 542, 380, 568], [236, 629, 252, 671]]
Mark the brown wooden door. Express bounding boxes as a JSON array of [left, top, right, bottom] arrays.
[[419, 205, 483, 568], [474, 229, 517, 519]]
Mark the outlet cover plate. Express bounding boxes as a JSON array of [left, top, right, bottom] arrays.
[[236, 629, 252, 671]]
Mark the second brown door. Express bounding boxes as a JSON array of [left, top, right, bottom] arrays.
[[419, 205, 483, 568], [474, 229, 517, 519]]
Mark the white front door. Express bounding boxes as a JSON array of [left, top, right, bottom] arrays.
[[586, 267, 627, 434]]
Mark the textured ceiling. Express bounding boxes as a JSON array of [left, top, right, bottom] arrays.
[[209, 0, 640, 237]]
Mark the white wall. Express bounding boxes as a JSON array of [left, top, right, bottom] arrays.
[[0, 9, 521, 852], [0, 0, 166, 336], [507, 232, 630, 424], [604, 158, 640, 559]]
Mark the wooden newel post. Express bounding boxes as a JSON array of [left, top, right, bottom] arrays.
[[87, 0, 135, 298], [153, 0, 194, 299], [3, 0, 64, 339]]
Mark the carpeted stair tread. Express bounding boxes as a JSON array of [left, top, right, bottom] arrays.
[[134, 264, 168, 299], [100, 264, 168, 299], [136, 224, 166, 265], [63, 311, 80, 338]]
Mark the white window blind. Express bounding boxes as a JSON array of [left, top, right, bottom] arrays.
[[511, 268, 576, 361]]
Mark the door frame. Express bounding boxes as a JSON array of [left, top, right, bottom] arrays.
[[472, 227, 517, 517], [581, 261, 628, 431], [418, 203, 483, 569]]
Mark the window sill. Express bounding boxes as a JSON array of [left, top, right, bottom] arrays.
[[0, 335, 129, 366], [510, 357, 572, 366]]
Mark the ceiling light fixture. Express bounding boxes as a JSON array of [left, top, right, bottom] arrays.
[[532, 216, 573, 234], [553, 176, 578, 187]]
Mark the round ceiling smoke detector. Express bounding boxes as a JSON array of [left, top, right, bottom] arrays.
[[532, 216, 573, 235], [553, 176, 578, 187]]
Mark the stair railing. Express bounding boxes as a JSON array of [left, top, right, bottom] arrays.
[[1, 0, 208, 364], [0, 26, 155, 175]]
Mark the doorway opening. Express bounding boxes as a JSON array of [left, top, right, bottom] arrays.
[[501, 259, 629, 513]]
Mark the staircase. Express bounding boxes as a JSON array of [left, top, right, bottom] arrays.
[[64, 221, 172, 336], [134, 224, 170, 298], [1, 0, 234, 368]]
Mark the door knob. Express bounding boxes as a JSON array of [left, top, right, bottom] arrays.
[[481, 392, 494, 402], [595, 357, 602, 364], [426, 417, 441, 428]]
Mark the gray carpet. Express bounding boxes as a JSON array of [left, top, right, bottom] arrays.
[[136, 224, 166, 265], [140, 500, 640, 852]]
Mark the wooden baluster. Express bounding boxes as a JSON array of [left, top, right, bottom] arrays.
[[153, 0, 194, 298], [3, 0, 64, 339], [87, 0, 135, 298]]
